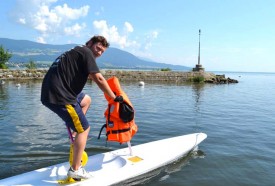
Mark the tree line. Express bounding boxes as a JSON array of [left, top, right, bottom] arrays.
[[0, 45, 37, 69]]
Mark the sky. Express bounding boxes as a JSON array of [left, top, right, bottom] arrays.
[[0, 0, 274, 72]]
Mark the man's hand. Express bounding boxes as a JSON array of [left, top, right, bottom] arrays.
[[114, 96, 124, 103]]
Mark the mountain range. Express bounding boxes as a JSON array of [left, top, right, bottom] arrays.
[[0, 38, 191, 70]]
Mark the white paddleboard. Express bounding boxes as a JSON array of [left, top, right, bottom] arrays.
[[0, 133, 207, 186]]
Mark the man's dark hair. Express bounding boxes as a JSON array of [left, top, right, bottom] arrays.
[[85, 35, 110, 48]]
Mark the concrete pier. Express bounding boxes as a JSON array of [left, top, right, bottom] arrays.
[[0, 69, 238, 84]]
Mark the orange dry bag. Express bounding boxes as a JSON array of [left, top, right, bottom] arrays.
[[98, 76, 138, 144]]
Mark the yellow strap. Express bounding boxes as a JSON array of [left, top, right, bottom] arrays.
[[65, 104, 84, 133], [58, 177, 82, 184]]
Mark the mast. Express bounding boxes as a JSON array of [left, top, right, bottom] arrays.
[[193, 29, 204, 72], [198, 29, 201, 65]]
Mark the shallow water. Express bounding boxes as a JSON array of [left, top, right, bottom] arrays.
[[0, 72, 275, 185]]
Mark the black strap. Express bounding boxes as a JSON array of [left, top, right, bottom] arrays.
[[98, 104, 112, 140], [108, 104, 111, 122], [97, 124, 106, 139], [106, 127, 131, 135]]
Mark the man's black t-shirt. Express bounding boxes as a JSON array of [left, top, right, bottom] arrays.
[[41, 46, 100, 105]]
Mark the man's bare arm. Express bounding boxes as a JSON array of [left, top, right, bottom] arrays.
[[89, 73, 116, 100]]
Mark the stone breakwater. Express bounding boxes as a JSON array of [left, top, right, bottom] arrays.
[[0, 69, 238, 84]]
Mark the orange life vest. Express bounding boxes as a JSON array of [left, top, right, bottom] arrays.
[[98, 76, 138, 144]]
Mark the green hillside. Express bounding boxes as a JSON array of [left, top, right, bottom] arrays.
[[0, 38, 191, 70]]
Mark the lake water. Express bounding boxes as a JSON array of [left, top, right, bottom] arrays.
[[0, 72, 275, 185]]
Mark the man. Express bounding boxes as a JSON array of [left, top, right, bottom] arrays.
[[41, 35, 123, 179]]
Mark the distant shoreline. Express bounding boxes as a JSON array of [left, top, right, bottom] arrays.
[[0, 69, 238, 84]]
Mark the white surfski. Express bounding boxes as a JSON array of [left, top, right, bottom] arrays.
[[0, 133, 207, 186]]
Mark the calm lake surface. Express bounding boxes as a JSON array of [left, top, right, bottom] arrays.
[[0, 72, 275, 185]]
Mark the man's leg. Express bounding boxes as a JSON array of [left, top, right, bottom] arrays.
[[43, 97, 92, 179], [80, 95, 91, 115], [72, 126, 90, 170], [72, 94, 91, 170], [72, 94, 91, 138]]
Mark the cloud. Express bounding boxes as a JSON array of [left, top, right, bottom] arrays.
[[10, 1, 159, 59], [93, 20, 159, 53], [54, 4, 89, 20], [144, 31, 159, 50], [124, 22, 134, 33], [36, 36, 46, 44], [93, 20, 137, 49], [95, 6, 104, 16], [18, 18, 26, 24], [92, 19, 161, 62], [64, 23, 87, 36], [12, 0, 89, 43]]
